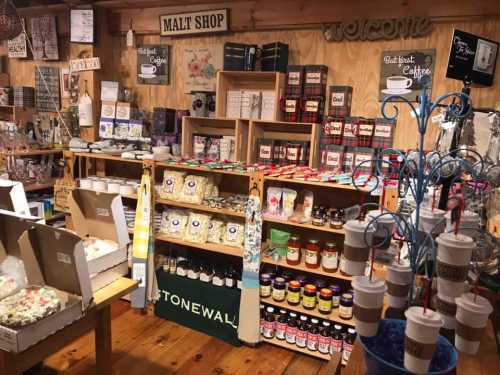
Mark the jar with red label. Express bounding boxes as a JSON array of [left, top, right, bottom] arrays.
[[262, 306, 276, 338], [307, 318, 320, 351], [318, 321, 331, 354], [302, 284, 317, 310], [296, 315, 309, 348], [275, 309, 288, 340], [286, 236, 301, 266], [285, 312, 299, 344], [330, 324, 344, 355], [322, 241, 339, 273], [305, 239, 321, 269]]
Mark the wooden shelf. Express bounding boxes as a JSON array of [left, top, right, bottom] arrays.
[[155, 234, 242, 257], [24, 179, 56, 192], [121, 193, 138, 200], [261, 256, 353, 281], [261, 336, 334, 361], [156, 161, 250, 177], [261, 296, 355, 326], [2, 149, 63, 157], [74, 152, 145, 164], [156, 198, 245, 218], [264, 176, 369, 192], [263, 215, 345, 235]]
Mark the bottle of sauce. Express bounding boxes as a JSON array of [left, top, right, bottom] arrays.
[[342, 328, 357, 365], [318, 288, 333, 314], [287, 280, 301, 306], [330, 324, 344, 355], [318, 321, 331, 354], [287, 236, 301, 265], [262, 307, 276, 339], [224, 266, 236, 288], [260, 274, 272, 298], [275, 309, 288, 340], [305, 239, 321, 269], [329, 285, 341, 308], [296, 315, 309, 348], [285, 312, 299, 344], [302, 284, 317, 310], [306, 318, 320, 351], [322, 242, 339, 273], [272, 277, 286, 302], [339, 293, 354, 320]]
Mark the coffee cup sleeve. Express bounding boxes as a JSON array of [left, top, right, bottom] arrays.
[[343, 244, 370, 262], [353, 303, 383, 323], [436, 296, 457, 316], [437, 260, 468, 282], [456, 320, 485, 342], [386, 281, 410, 297], [405, 335, 436, 360]]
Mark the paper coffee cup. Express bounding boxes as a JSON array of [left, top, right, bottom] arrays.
[[436, 294, 457, 330], [445, 210, 479, 239], [367, 210, 395, 250], [352, 276, 386, 337], [436, 232, 474, 265], [404, 307, 443, 374], [419, 208, 445, 234], [386, 261, 412, 309], [344, 220, 375, 248], [339, 254, 367, 276], [341, 240, 371, 276], [455, 293, 493, 354]]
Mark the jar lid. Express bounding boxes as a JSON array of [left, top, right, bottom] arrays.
[[328, 284, 341, 293], [274, 277, 286, 286], [290, 235, 301, 241], [266, 306, 274, 313], [311, 318, 319, 324], [334, 324, 342, 330], [322, 321, 330, 327], [289, 280, 301, 289], [314, 279, 326, 287], [300, 315, 308, 321], [296, 275, 308, 283], [308, 239, 320, 244], [290, 312, 297, 318], [341, 293, 353, 302], [260, 273, 271, 281], [304, 284, 317, 293], [325, 241, 337, 248], [348, 328, 356, 334], [320, 288, 333, 297]]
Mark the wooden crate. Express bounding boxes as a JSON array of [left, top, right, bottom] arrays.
[[215, 71, 285, 121], [181, 116, 249, 162], [247, 120, 321, 168]]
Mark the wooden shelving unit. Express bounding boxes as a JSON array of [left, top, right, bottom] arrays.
[[261, 256, 353, 281], [155, 233, 243, 257], [74, 152, 145, 164], [264, 175, 369, 192], [261, 336, 336, 361], [24, 179, 57, 192], [1, 149, 63, 157], [156, 197, 245, 218], [263, 215, 345, 235], [156, 161, 250, 177]]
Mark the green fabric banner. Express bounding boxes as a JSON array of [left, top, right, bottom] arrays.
[[155, 271, 242, 346]]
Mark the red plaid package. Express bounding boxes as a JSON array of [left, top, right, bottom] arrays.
[[328, 86, 353, 117], [301, 97, 325, 123], [304, 65, 328, 97], [321, 144, 344, 172], [285, 65, 305, 96], [342, 116, 358, 147], [323, 116, 344, 145], [257, 139, 275, 165], [282, 97, 302, 122], [354, 147, 375, 175], [343, 147, 356, 173], [372, 118, 396, 149], [357, 118, 374, 147], [285, 142, 302, 165]]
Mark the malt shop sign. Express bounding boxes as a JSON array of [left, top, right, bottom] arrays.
[[160, 9, 228, 37]]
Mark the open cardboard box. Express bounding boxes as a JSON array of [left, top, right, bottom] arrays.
[[68, 189, 130, 275], [0, 179, 31, 216], [90, 261, 128, 292], [0, 218, 92, 353]]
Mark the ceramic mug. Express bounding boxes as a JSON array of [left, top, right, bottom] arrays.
[[386, 76, 412, 90]]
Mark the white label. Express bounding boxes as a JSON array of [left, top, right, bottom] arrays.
[[330, 92, 345, 106], [96, 208, 110, 217], [331, 122, 343, 135], [344, 154, 354, 166], [355, 153, 372, 166], [189, 220, 202, 235], [226, 224, 238, 242], [374, 125, 391, 138], [322, 252, 338, 269], [225, 278, 235, 288], [213, 276, 224, 286], [288, 71, 300, 85], [259, 145, 272, 159], [286, 327, 297, 343], [343, 123, 355, 137], [339, 305, 352, 318], [305, 250, 318, 265], [169, 218, 183, 234], [165, 177, 175, 194], [306, 72, 321, 84], [185, 180, 197, 196], [305, 100, 319, 112], [133, 263, 146, 287], [287, 147, 299, 161], [272, 289, 286, 300], [330, 338, 343, 354], [200, 273, 213, 283], [358, 124, 373, 136], [187, 270, 199, 279], [326, 151, 341, 167], [57, 252, 72, 264], [287, 246, 300, 261], [285, 100, 297, 113]]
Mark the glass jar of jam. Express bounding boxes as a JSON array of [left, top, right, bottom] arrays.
[[287, 236, 301, 265], [296, 315, 309, 348], [260, 274, 272, 298], [302, 284, 317, 310], [329, 209, 343, 229], [286, 312, 299, 344], [312, 207, 325, 226], [272, 277, 286, 302], [275, 309, 288, 340], [318, 288, 333, 314], [339, 293, 354, 320], [287, 280, 301, 306], [322, 242, 339, 273], [314, 279, 327, 300], [281, 271, 293, 288], [329, 285, 341, 308], [305, 239, 321, 269], [307, 318, 320, 351], [296, 275, 308, 297]]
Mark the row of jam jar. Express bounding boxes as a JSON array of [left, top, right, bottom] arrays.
[[287, 236, 341, 273], [260, 305, 357, 363], [260, 272, 354, 319]]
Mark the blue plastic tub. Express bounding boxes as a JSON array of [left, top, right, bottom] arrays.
[[359, 319, 458, 375]]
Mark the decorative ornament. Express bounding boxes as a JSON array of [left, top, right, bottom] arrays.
[[0, 0, 22, 40]]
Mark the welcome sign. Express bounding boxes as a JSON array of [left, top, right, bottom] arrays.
[[160, 9, 228, 37], [155, 271, 241, 346]]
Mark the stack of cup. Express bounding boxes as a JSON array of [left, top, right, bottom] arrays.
[[436, 232, 474, 329], [404, 307, 443, 374], [386, 260, 412, 309], [352, 276, 387, 337], [455, 293, 493, 354], [418, 207, 445, 235], [445, 210, 479, 239], [341, 220, 374, 276], [367, 210, 395, 250]]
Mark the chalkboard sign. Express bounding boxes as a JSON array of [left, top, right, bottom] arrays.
[[137, 45, 169, 85], [379, 49, 435, 102]]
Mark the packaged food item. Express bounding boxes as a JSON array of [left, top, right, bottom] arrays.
[[302, 190, 314, 222], [165, 210, 188, 238], [204, 176, 215, 199], [207, 220, 224, 243], [223, 222, 245, 247], [180, 175, 208, 204], [282, 188, 297, 219], [160, 170, 186, 200], [206, 137, 221, 161], [183, 212, 211, 243], [266, 187, 282, 215], [193, 135, 207, 160]]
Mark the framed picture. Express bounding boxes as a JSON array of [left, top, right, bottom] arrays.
[[60, 68, 71, 99], [183, 45, 222, 93], [31, 15, 59, 61], [7, 18, 27, 58], [379, 49, 436, 102], [137, 45, 169, 85], [35, 66, 61, 112], [70, 8, 95, 44]]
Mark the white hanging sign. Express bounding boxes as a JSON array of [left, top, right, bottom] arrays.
[[70, 57, 101, 72], [160, 9, 228, 37]]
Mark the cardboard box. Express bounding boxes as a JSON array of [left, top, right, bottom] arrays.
[[0, 179, 30, 216], [0, 209, 38, 259], [90, 261, 128, 292], [68, 190, 130, 275], [0, 217, 92, 353], [116, 102, 131, 121]]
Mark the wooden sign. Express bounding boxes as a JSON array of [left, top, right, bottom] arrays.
[[35, 66, 60, 112], [69, 57, 101, 72], [31, 15, 59, 60], [160, 9, 228, 37], [323, 17, 432, 42], [379, 49, 436, 102], [8, 18, 27, 58], [137, 45, 169, 85], [183, 45, 222, 92]]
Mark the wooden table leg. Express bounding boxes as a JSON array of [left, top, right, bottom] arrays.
[[95, 305, 112, 375]]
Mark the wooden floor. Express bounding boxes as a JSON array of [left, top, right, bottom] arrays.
[[41, 301, 329, 375]]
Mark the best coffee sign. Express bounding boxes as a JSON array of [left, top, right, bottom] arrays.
[[160, 9, 228, 37], [379, 49, 436, 102], [137, 45, 169, 85]]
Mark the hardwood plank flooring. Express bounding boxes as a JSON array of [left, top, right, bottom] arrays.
[[39, 301, 328, 375]]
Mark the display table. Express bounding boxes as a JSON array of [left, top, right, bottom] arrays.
[[0, 277, 138, 375]]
